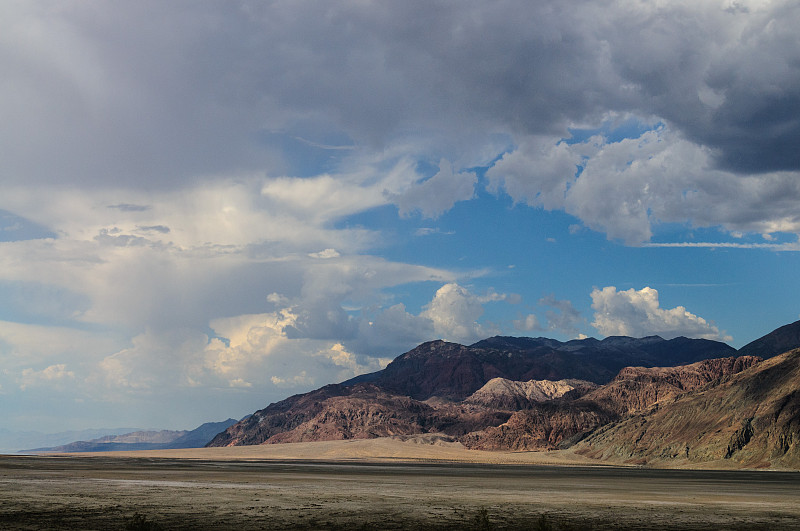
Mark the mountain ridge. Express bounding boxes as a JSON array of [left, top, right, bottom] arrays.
[[26, 419, 238, 453], [207, 320, 800, 469], [738, 319, 800, 359], [207, 333, 738, 448]]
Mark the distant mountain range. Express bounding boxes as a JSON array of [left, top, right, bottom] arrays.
[[23, 419, 237, 453], [208, 320, 800, 469], [0, 427, 142, 454]]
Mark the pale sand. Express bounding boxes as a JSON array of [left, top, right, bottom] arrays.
[[62, 435, 605, 466]]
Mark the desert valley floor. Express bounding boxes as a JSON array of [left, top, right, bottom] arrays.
[[2, 439, 800, 530]]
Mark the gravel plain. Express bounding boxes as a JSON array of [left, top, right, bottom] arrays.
[[2, 440, 800, 530]]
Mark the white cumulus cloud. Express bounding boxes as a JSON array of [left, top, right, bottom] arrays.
[[420, 283, 499, 344], [513, 314, 543, 332], [590, 286, 731, 341], [19, 364, 75, 390]]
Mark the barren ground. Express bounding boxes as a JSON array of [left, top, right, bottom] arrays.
[[2, 438, 799, 530]]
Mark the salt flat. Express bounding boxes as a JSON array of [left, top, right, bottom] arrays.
[[3, 440, 800, 530]]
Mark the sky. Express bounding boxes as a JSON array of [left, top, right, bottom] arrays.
[[1, 0, 799, 432]]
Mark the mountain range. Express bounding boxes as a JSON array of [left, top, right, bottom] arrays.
[[207, 320, 800, 469], [0, 427, 142, 454], [24, 419, 237, 453]]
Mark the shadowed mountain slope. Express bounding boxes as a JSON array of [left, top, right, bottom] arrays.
[[738, 320, 800, 359], [575, 349, 800, 469]]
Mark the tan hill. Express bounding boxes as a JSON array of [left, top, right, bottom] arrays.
[[460, 356, 761, 451], [464, 378, 597, 409], [575, 348, 800, 469]]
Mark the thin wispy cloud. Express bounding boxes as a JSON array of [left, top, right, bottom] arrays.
[[646, 242, 800, 251]]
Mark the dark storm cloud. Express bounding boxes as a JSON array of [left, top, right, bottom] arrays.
[[5, 0, 797, 192], [599, 0, 800, 173]]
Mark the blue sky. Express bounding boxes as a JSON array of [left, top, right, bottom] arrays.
[[1, 0, 799, 432]]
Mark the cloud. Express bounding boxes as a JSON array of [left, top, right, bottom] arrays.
[[0, 277, 506, 424], [2, 1, 799, 250], [19, 364, 75, 390], [490, 125, 800, 244], [308, 248, 340, 259], [108, 204, 150, 212], [487, 136, 583, 210], [590, 286, 731, 342], [540, 295, 583, 335], [136, 225, 170, 234], [420, 283, 499, 344], [94, 329, 209, 392], [1, 0, 797, 430], [354, 303, 436, 357], [415, 227, 455, 237], [3, 1, 798, 185], [390, 159, 477, 218], [513, 314, 543, 332], [0, 321, 121, 365], [271, 372, 312, 388], [203, 315, 391, 390], [645, 240, 800, 251]]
